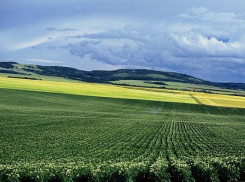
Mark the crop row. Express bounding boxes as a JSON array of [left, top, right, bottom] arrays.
[[0, 156, 244, 182]]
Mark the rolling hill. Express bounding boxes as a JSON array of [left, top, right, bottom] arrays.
[[1, 61, 245, 94]]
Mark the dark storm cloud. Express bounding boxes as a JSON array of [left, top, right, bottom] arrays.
[[1, 0, 245, 82]]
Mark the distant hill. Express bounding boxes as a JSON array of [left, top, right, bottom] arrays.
[[1, 61, 245, 91]]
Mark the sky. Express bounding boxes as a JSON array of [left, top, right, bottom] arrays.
[[1, 0, 245, 83]]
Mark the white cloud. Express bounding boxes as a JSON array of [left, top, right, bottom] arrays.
[[26, 59, 64, 64], [11, 37, 51, 51], [179, 7, 245, 24], [171, 32, 243, 58]]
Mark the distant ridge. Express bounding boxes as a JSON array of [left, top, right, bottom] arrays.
[[1, 61, 245, 90]]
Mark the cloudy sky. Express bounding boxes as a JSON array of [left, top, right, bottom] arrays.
[[1, 0, 245, 83]]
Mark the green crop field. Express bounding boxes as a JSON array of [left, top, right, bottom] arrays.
[[1, 84, 245, 182]]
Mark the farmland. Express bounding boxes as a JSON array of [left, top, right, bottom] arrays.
[[0, 76, 245, 181], [1, 76, 245, 109], [111, 80, 245, 96]]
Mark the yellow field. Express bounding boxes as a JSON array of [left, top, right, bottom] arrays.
[[1, 76, 245, 108], [193, 93, 245, 108]]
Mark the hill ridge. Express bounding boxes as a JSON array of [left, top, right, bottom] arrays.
[[1, 61, 245, 90]]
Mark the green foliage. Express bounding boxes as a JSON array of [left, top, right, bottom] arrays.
[[150, 159, 171, 182], [189, 158, 219, 182], [170, 159, 195, 182], [211, 158, 240, 181], [0, 62, 15, 69], [7, 76, 42, 80]]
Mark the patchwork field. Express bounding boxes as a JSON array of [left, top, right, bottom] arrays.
[[112, 80, 245, 96], [1, 76, 245, 109], [0, 76, 245, 181]]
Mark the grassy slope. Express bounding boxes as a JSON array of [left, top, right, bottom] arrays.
[[0, 72, 83, 83], [1, 76, 245, 108], [0, 76, 197, 104]]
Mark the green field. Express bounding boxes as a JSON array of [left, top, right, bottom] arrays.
[[1, 86, 245, 182]]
